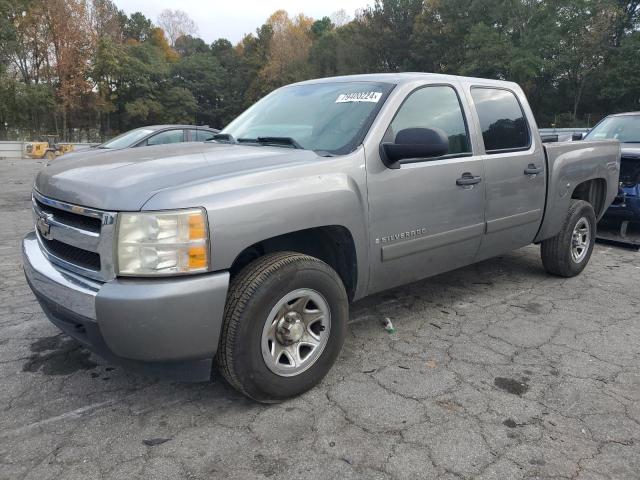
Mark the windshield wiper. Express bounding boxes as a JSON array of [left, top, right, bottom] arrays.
[[237, 136, 303, 149], [315, 150, 336, 157], [210, 133, 237, 144]]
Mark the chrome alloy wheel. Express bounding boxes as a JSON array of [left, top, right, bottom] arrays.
[[261, 288, 331, 377], [571, 217, 591, 263]]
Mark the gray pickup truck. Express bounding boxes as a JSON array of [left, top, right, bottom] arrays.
[[23, 73, 620, 402]]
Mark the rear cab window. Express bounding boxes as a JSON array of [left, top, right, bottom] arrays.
[[470, 87, 531, 153]]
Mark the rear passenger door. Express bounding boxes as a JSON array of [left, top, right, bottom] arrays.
[[468, 87, 546, 261]]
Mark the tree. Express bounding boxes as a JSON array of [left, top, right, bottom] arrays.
[[91, 0, 121, 40], [174, 35, 208, 56], [554, 0, 619, 120], [41, 0, 95, 138], [259, 10, 314, 89], [330, 9, 351, 27], [123, 12, 153, 42], [236, 23, 273, 103], [4, 0, 640, 139], [311, 16, 333, 38], [598, 30, 640, 111], [156, 8, 197, 46], [172, 50, 226, 126], [5, 0, 49, 85]]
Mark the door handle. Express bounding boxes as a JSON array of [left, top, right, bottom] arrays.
[[456, 173, 482, 186], [524, 164, 543, 175]]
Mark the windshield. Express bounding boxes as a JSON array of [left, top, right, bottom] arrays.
[[585, 115, 640, 143], [100, 128, 154, 149], [221, 81, 394, 155]]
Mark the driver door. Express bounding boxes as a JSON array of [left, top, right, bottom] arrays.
[[366, 84, 486, 294]]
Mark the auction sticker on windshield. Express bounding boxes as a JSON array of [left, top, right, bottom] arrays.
[[335, 92, 382, 103]]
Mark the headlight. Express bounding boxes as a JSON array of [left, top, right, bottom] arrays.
[[116, 208, 209, 276]]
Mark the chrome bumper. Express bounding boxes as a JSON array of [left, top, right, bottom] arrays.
[[23, 232, 99, 319], [23, 231, 230, 381]]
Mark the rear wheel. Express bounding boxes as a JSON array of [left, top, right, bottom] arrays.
[[541, 199, 596, 277], [217, 252, 348, 403]]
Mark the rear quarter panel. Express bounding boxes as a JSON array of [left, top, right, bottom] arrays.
[[535, 140, 621, 242]]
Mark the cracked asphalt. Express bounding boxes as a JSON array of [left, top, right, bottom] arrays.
[[1, 158, 639, 480]]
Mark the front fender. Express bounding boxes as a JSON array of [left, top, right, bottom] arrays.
[[142, 151, 370, 299], [209, 173, 368, 295]]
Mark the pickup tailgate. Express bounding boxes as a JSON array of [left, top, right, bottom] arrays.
[[534, 140, 621, 242]]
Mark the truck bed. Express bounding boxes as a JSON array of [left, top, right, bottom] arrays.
[[534, 140, 621, 242]]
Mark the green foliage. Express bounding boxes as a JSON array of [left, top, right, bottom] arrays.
[[3, 0, 640, 140], [123, 12, 153, 42]]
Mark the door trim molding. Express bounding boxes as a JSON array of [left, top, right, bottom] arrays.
[[381, 222, 485, 262], [486, 209, 542, 234]]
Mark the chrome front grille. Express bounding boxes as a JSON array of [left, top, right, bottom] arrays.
[[32, 190, 117, 282]]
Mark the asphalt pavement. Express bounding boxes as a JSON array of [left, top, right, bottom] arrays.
[[1, 158, 639, 479]]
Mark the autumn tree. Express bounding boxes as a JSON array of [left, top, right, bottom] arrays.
[[156, 8, 198, 46], [41, 0, 95, 137], [4, 0, 640, 139], [259, 10, 314, 90], [5, 0, 49, 85]]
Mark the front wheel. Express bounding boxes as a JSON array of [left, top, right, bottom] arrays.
[[216, 252, 348, 403], [541, 199, 596, 277]]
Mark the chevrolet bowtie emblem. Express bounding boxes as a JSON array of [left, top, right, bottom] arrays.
[[37, 213, 53, 240]]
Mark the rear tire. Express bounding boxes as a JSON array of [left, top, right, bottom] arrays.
[[541, 199, 596, 277], [217, 252, 348, 403]]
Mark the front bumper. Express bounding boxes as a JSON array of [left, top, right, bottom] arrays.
[[23, 232, 230, 381]]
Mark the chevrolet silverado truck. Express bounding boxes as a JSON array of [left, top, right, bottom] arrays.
[[23, 73, 620, 402]]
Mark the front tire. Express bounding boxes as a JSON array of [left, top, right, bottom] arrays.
[[217, 252, 348, 403], [541, 199, 596, 277]]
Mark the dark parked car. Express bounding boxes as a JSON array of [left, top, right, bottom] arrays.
[[57, 125, 219, 161], [583, 112, 640, 245]]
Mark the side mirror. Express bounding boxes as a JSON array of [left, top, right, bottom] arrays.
[[572, 132, 584, 141], [380, 128, 449, 169]]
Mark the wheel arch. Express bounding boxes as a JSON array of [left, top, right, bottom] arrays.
[[229, 225, 359, 301], [571, 177, 607, 219]]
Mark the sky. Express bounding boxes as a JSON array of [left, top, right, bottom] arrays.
[[114, 0, 371, 44]]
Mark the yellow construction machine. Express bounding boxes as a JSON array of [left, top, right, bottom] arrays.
[[24, 135, 74, 160]]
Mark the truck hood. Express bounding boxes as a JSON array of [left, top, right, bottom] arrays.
[[35, 143, 321, 210]]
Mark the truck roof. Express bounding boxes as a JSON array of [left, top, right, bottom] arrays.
[[293, 72, 520, 89]]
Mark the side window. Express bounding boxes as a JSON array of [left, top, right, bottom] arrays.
[[147, 130, 185, 146], [194, 129, 215, 141], [387, 85, 471, 156], [470, 88, 530, 153]]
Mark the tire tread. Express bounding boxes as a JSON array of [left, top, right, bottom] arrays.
[[217, 251, 331, 399], [541, 199, 595, 277]]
